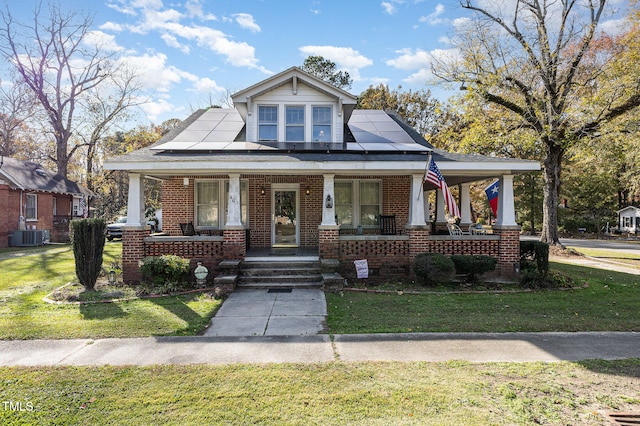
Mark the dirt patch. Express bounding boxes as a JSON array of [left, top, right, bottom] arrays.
[[549, 245, 584, 258]]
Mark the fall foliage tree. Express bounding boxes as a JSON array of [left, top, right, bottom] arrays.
[[432, 0, 640, 245]]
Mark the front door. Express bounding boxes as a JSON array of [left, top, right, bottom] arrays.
[[272, 184, 299, 247]]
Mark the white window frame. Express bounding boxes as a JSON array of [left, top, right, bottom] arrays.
[[195, 179, 249, 230], [312, 105, 332, 142], [258, 105, 278, 142], [25, 193, 37, 221], [334, 179, 382, 228], [285, 105, 305, 142]]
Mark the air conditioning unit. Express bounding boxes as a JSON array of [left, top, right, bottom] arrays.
[[11, 230, 48, 247]]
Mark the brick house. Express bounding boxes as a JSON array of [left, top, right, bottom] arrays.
[[0, 157, 93, 248], [104, 67, 539, 285]]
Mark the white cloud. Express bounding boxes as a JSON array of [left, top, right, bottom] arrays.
[[599, 17, 629, 36], [192, 77, 224, 93], [120, 52, 194, 93], [299, 45, 373, 80], [140, 98, 175, 122], [233, 13, 261, 33], [381, 2, 397, 15], [419, 4, 445, 25], [161, 34, 191, 54], [84, 31, 125, 52], [387, 47, 460, 84], [99, 22, 124, 32], [185, 0, 218, 21]]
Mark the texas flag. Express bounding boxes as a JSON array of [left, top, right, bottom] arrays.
[[485, 180, 499, 217]]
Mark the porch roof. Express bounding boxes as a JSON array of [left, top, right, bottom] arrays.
[[103, 147, 538, 185]]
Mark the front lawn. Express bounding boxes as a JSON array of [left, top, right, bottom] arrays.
[[326, 262, 640, 334], [0, 360, 638, 425], [0, 242, 221, 339]]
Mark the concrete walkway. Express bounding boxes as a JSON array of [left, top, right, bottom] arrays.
[[0, 332, 638, 366], [203, 289, 327, 337]]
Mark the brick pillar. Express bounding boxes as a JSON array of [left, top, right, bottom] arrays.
[[493, 225, 521, 279], [318, 225, 339, 259], [0, 184, 9, 248], [122, 227, 149, 283], [407, 225, 431, 277], [223, 228, 246, 260]]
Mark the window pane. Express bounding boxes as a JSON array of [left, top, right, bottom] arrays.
[[313, 106, 331, 142], [25, 194, 37, 220], [359, 182, 380, 226], [286, 106, 304, 142], [259, 106, 277, 141], [335, 182, 353, 225], [196, 181, 218, 227]]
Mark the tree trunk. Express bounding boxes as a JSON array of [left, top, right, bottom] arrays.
[[540, 143, 563, 245]]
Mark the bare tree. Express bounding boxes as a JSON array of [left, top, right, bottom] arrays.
[[79, 66, 146, 191], [0, 2, 112, 178], [0, 78, 35, 157], [433, 0, 640, 245]]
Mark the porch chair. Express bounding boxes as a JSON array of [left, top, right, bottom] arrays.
[[379, 214, 397, 235], [179, 222, 200, 236], [447, 223, 469, 237]]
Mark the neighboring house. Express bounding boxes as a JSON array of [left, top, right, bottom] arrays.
[[0, 157, 93, 248], [617, 206, 640, 234], [104, 66, 540, 284]]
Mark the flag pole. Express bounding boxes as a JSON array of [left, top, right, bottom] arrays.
[[417, 152, 432, 201]]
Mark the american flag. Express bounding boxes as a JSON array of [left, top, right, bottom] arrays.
[[79, 196, 88, 218], [424, 156, 460, 218]]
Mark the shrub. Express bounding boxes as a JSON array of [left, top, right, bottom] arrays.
[[71, 218, 107, 291], [520, 269, 574, 289], [139, 255, 192, 290], [413, 252, 455, 286], [450, 255, 498, 283], [520, 240, 549, 275]]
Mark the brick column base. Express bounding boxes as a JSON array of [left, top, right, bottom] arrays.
[[223, 228, 246, 260], [493, 225, 521, 279], [318, 226, 339, 259], [407, 226, 431, 278], [122, 227, 149, 284]]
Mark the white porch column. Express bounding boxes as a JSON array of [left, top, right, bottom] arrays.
[[409, 174, 427, 226], [460, 182, 472, 226], [126, 173, 145, 226], [435, 189, 446, 223], [226, 173, 243, 227], [321, 174, 336, 226], [495, 174, 517, 226]]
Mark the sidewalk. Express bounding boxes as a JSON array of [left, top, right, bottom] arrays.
[[0, 332, 638, 366]]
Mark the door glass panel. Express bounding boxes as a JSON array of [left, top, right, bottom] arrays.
[[274, 190, 297, 246]]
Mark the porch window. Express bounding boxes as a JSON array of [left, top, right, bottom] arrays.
[[25, 194, 37, 221], [285, 106, 304, 142], [360, 181, 381, 226], [335, 180, 381, 227], [335, 181, 353, 225], [196, 181, 219, 227], [313, 106, 332, 142], [195, 179, 248, 229], [258, 106, 278, 141]]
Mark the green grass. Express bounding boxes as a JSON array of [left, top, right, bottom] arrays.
[[0, 242, 221, 339], [326, 262, 640, 334], [0, 360, 638, 425]]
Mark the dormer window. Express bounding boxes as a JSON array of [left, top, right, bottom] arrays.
[[313, 106, 332, 141], [258, 106, 277, 141], [285, 106, 304, 142]]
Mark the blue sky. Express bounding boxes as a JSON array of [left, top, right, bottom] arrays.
[[4, 0, 630, 124]]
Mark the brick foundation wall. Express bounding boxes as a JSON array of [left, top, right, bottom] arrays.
[[144, 238, 225, 277], [338, 237, 410, 282], [122, 228, 149, 283], [223, 228, 246, 260], [319, 227, 339, 258], [493, 226, 521, 278]]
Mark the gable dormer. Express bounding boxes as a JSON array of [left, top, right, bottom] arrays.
[[231, 67, 357, 144]]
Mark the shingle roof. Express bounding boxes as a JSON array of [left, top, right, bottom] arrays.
[[0, 157, 93, 196]]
